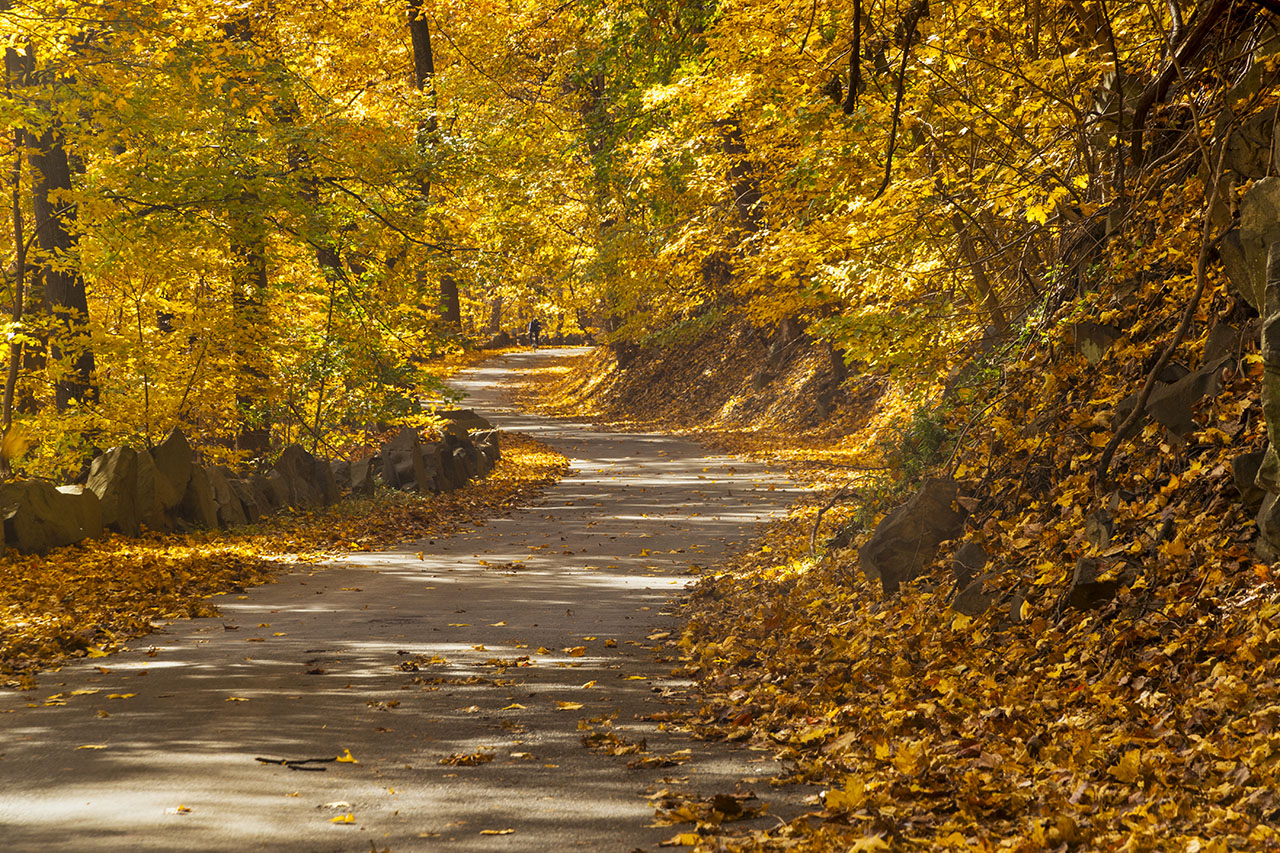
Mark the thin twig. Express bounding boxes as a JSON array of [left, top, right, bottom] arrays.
[[810, 486, 854, 556]]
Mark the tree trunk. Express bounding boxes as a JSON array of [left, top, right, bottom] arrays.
[[230, 219, 271, 455], [714, 117, 765, 232], [439, 273, 461, 330], [487, 295, 503, 334], [26, 48, 95, 409], [950, 211, 1009, 338], [225, 10, 271, 454], [407, 0, 461, 333]]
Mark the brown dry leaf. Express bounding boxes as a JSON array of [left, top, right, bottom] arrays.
[[441, 751, 494, 766]]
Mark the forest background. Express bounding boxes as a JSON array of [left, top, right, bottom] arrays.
[[2, 0, 1265, 480]]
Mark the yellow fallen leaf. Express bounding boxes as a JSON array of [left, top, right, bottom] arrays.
[[164, 805, 192, 815], [107, 693, 136, 699], [536, 646, 551, 654], [501, 702, 527, 710], [647, 632, 670, 641], [848, 836, 890, 851], [448, 623, 470, 627], [580, 680, 597, 688], [70, 689, 100, 696], [86, 647, 108, 658], [490, 620, 507, 626], [658, 832, 701, 847], [226, 697, 249, 702], [331, 814, 355, 824], [555, 701, 584, 710], [825, 775, 866, 811], [336, 748, 358, 764], [1108, 749, 1142, 784], [565, 646, 586, 656], [77, 744, 107, 750], [479, 829, 515, 835]]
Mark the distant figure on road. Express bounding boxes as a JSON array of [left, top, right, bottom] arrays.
[[528, 318, 543, 350]]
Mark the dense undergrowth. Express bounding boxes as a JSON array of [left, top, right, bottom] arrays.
[[0, 432, 569, 688], [519, 227, 1280, 849]]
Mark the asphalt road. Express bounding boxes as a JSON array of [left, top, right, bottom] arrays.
[[0, 348, 806, 851]]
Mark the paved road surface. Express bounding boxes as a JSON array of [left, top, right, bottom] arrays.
[[0, 349, 805, 851]]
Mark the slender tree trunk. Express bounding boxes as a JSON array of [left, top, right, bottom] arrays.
[[5, 128, 24, 434], [950, 212, 1009, 337], [407, 0, 461, 332], [842, 0, 862, 113], [224, 10, 272, 454], [3, 46, 27, 436], [230, 214, 271, 454]]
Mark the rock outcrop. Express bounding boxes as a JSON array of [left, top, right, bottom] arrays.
[[0, 481, 103, 554], [859, 478, 969, 594]]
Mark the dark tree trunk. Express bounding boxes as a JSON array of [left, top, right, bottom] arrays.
[[230, 222, 271, 455], [487, 295, 503, 334], [714, 118, 765, 232], [225, 11, 272, 454], [27, 59, 96, 409], [407, 0, 462, 332], [842, 0, 862, 113], [439, 274, 461, 329]]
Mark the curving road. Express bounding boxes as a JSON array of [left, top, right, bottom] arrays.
[[0, 349, 805, 851]]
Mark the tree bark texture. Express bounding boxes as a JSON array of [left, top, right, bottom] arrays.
[[29, 104, 96, 409], [715, 117, 765, 232]]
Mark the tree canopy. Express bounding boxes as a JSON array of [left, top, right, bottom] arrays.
[[1, 0, 1272, 472]]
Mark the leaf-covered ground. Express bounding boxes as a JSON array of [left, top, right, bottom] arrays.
[[0, 432, 568, 688], [518, 266, 1280, 850]]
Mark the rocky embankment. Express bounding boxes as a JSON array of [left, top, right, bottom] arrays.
[[0, 409, 500, 554]]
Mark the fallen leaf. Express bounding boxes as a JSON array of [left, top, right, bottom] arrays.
[[336, 748, 358, 764], [555, 701, 584, 710], [441, 751, 494, 766]]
